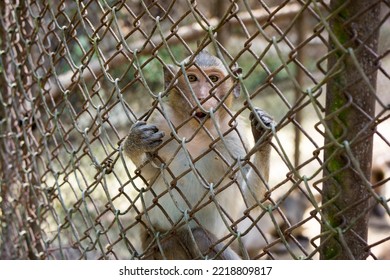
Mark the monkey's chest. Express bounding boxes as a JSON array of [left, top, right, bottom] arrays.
[[159, 142, 243, 206], [146, 143, 245, 232], [161, 134, 245, 183], [157, 151, 233, 221], [172, 144, 233, 181]]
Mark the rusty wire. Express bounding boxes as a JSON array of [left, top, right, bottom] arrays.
[[0, 0, 390, 260]]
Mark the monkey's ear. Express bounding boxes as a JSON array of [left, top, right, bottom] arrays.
[[233, 82, 241, 98], [163, 64, 177, 90], [232, 66, 242, 98]]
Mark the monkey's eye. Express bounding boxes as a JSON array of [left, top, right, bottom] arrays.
[[187, 74, 198, 82], [209, 75, 219, 83]]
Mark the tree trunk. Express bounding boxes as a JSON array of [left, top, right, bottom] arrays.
[[320, 0, 380, 259]]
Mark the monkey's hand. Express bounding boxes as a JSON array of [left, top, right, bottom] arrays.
[[124, 121, 165, 157], [249, 108, 274, 143]]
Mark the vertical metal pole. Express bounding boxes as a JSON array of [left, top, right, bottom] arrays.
[[320, 0, 380, 259]]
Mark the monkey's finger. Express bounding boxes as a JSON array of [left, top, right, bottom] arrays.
[[147, 139, 164, 148], [144, 134, 164, 148], [250, 110, 273, 128], [140, 128, 164, 139], [252, 119, 273, 132], [143, 131, 165, 142], [132, 121, 147, 128], [259, 115, 273, 128], [249, 108, 268, 120], [138, 124, 160, 134]]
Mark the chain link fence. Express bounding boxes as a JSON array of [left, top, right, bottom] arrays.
[[1, 0, 389, 260]]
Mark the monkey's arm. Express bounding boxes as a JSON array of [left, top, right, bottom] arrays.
[[143, 227, 241, 260], [124, 121, 165, 180], [245, 108, 274, 206]]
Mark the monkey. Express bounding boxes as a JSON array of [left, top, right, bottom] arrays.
[[124, 50, 274, 259], [141, 227, 241, 260]]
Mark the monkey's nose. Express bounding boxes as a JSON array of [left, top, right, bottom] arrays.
[[195, 111, 207, 119]]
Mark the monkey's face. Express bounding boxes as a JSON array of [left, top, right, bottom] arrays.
[[177, 66, 233, 120]]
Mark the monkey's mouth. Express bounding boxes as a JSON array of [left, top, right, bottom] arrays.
[[195, 111, 207, 120]]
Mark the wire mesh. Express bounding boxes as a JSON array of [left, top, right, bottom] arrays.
[[0, 0, 389, 260]]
